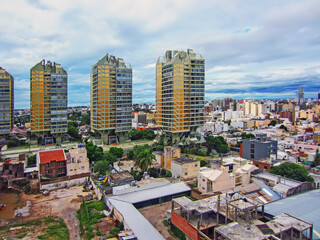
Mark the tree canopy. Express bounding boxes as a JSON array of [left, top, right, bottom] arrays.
[[94, 161, 109, 175], [67, 123, 82, 142], [312, 149, 320, 167], [205, 136, 229, 154], [241, 133, 255, 139], [109, 147, 124, 158], [129, 129, 156, 140], [270, 163, 314, 182], [85, 142, 104, 162], [136, 148, 155, 172], [268, 120, 277, 127], [279, 125, 288, 132]]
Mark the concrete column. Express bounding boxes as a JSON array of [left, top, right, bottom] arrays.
[[225, 204, 228, 224]]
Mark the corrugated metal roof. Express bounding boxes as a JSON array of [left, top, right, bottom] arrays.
[[264, 189, 320, 239], [109, 198, 164, 240], [110, 182, 190, 204], [108, 182, 190, 240]]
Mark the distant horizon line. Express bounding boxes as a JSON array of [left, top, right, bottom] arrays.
[[14, 97, 319, 110]]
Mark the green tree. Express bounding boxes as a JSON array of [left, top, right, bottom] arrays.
[[129, 129, 142, 140], [205, 136, 229, 154], [142, 130, 156, 140], [7, 138, 26, 148], [279, 125, 288, 132], [270, 163, 314, 182], [109, 147, 124, 158], [225, 120, 231, 126], [241, 133, 255, 139], [103, 152, 117, 163], [156, 145, 164, 151], [94, 161, 110, 175], [312, 149, 320, 167], [200, 159, 208, 167], [127, 150, 134, 160], [67, 123, 81, 141], [27, 154, 36, 167], [268, 120, 277, 127], [79, 113, 90, 125], [86, 142, 104, 162], [136, 148, 155, 172]]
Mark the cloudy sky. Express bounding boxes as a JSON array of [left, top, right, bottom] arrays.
[[1, 0, 320, 108]]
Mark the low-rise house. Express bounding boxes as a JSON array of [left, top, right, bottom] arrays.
[[232, 182, 281, 204], [198, 163, 258, 193], [171, 156, 200, 179], [108, 171, 134, 186], [114, 160, 135, 172], [0, 154, 39, 190], [37, 149, 67, 180], [1, 158, 25, 179], [66, 144, 90, 176]]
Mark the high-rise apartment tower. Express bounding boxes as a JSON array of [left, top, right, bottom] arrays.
[[91, 54, 132, 144], [30, 60, 67, 144], [0, 67, 14, 136], [156, 49, 205, 144]]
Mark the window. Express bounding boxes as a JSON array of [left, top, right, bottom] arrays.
[[81, 166, 85, 170], [195, 164, 198, 167], [70, 169, 73, 171], [184, 172, 188, 176], [184, 165, 188, 169]]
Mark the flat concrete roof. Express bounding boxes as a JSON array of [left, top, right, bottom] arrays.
[[172, 156, 198, 164], [215, 213, 312, 240], [264, 189, 320, 239]]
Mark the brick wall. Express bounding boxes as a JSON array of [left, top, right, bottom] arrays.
[[171, 211, 198, 240]]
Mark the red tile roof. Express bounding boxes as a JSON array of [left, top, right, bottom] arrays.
[[39, 149, 66, 164]]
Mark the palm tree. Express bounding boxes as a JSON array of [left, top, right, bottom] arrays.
[[136, 148, 155, 172]]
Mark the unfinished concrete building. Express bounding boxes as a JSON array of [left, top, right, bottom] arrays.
[[169, 192, 313, 240]]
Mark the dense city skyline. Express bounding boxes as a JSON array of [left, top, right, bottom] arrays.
[[1, 0, 320, 108]]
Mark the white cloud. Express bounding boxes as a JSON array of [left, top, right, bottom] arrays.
[[1, 0, 320, 108]]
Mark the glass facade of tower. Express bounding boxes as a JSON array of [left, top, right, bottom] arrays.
[[91, 54, 132, 137], [0, 68, 14, 135], [156, 49, 205, 133], [30, 60, 67, 134]]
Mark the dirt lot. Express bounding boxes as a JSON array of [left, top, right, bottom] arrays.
[[21, 185, 88, 240], [139, 201, 175, 240]]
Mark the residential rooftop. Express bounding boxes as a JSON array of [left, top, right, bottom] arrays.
[[172, 156, 198, 164]]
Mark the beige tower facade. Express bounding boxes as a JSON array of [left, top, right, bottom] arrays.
[[90, 54, 132, 144], [0, 67, 14, 136], [30, 60, 67, 144], [156, 49, 205, 144]]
